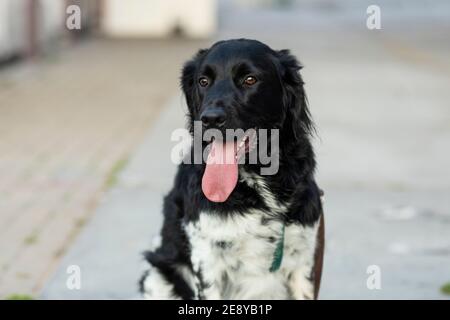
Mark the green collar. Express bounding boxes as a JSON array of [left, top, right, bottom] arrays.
[[269, 224, 285, 272]]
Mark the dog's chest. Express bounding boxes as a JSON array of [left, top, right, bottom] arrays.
[[184, 212, 316, 299], [185, 211, 283, 273]]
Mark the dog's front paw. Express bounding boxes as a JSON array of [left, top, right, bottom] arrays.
[[288, 268, 315, 300], [140, 266, 180, 300]]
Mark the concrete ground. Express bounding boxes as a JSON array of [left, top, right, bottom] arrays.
[[11, 2, 450, 299], [42, 96, 184, 299], [0, 38, 205, 298]]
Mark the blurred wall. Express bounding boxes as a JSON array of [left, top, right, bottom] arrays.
[[101, 0, 217, 38], [0, 0, 66, 58], [0, 0, 27, 58], [0, 0, 99, 60]]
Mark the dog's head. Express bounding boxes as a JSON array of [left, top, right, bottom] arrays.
[[181, 39, 314, 143], [181, 39, 315, 202]]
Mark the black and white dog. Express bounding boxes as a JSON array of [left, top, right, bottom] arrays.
[[140, 39, 324, 300]]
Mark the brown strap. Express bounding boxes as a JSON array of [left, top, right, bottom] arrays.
[[313, 213, 325, 299]]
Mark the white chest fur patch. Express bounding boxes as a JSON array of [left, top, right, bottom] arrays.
[[183, 171, 319, 300], [141, 170, 320, 300], [185, 211, 318, 300]]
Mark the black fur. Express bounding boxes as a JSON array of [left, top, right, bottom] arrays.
[[140, 39, 322, 299]]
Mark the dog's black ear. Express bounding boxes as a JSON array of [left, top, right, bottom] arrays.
[[181, 49, 207, 131], [276, 49, 314, 140]]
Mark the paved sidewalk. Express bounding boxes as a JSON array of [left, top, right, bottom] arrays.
[[0, 38, 204, 298], [42, 96, 184, 299]]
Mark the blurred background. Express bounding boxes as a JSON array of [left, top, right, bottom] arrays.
[[0, 0, 449, 299]]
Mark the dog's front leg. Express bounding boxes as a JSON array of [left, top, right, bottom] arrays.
[[198, 278, 222, 300], [287, 215, 324, 300], [140, 266, 181, 300], [288, 266, 315, 300], [190, 257, 223, 300]]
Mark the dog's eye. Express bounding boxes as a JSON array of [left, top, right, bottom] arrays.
[[198, 77, 209, 87], [243, 76, 257, 86]]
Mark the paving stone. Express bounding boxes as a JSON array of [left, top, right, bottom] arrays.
[[0, 38, 205, 298]]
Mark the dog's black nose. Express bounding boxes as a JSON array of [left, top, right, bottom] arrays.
[[200, 108, 226, 128]]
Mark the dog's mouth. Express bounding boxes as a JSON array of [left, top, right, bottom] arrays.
[[202, 130, 257, 203]]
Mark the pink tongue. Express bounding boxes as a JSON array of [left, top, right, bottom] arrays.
[[202, 140, 238, 202]]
